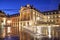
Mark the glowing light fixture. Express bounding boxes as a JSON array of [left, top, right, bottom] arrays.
[[37, 17, 40, 20], [48, 16, 50, 19], [7, 20, 11, 24], [33, 12, 35, 14]]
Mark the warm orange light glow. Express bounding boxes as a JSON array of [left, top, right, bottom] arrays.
[[48, 26, 51, 38], [7, 20, 11, 24], [37, 17, 40, 20], [7, 27, 11, 33], [3, 18, 6, 25]]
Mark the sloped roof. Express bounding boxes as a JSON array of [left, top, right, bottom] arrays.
[[42, 10, 60, 15], [0, 10, 6, 17], [24, 4, 41, 13], [0, 10, 5, 14], [7, 13, 20, 18]]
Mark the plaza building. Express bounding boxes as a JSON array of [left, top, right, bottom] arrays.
[[6, 13, 20, 36], [42, 10, 60, 40], [19, 4, 60, 40], [19, 4, 47, 40], [42, 10, 60, 25], [0, 10, 6, 38], [0, 4, 60, 40], [19, 4, 47, 29], [43, 4, 60, 25]]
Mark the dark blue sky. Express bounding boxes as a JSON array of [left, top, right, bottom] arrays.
[[0, 0, 60, 15]]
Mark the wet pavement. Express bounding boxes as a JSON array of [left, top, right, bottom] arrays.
[[0, 36, 20, 40], [0, 35, 60, 40], [0, 38, 4, 40]]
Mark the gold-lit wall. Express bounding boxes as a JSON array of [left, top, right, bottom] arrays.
[[5, 5, 60, 39], [19, 4, 47, 27], [19, 5, 60, 40], [0, 4, 60, 40], [43, 11, 60, 25], [0, 12, 6, 38], [8, 15, 20, 36]]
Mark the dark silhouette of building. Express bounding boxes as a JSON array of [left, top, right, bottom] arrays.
[[58, 4, 60, 10]]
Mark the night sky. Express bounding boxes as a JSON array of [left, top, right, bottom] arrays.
[[0, 0, 60, 15]]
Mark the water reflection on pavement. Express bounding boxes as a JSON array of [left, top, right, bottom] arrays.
[[4, 35, 19, 40]]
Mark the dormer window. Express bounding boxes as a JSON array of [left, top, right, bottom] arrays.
[[55, 12, 56, 14], [59, 11, 60, 13], [51, 12, 53, 14], [33, 11, 35, 14]]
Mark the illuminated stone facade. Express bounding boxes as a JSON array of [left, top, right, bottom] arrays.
[[19, 4, 60, 40], [0, 4, 60, 40], [0, 11, 6, 38], [7, 13, 20, 36], [42, 10, 60, 25], [20, 4, 46, 27]]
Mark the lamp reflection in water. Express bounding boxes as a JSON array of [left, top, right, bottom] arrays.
[[2, 18, 6, 38], [7, 27, 11, 36], [7, 27, 11, 33], [7, 20, 11, 36], [48, 26, 51, 38]]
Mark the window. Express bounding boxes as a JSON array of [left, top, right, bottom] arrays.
[[44, 13, 46, 15], [59, 15, 60, 17], [48, 20, 50, 22], [55, 12, 56, 14], [23, 22, 25, 26], [27, 22, 29, 26], [33, 11, 35, 14], [48, 16, 50, 19], [55, 16, 57, 18], [36, 12, 38, 16], [57, 20, 58, 22], [51, 20, 53, 22], [37, 17, 40, 20], [51, 16, 53, 18], [57, 16, 59, 18], [48, 13, 49, 15], [51, 12, 53, 14], [20, 23, 22, 26], [29, 22, 32, 26]]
